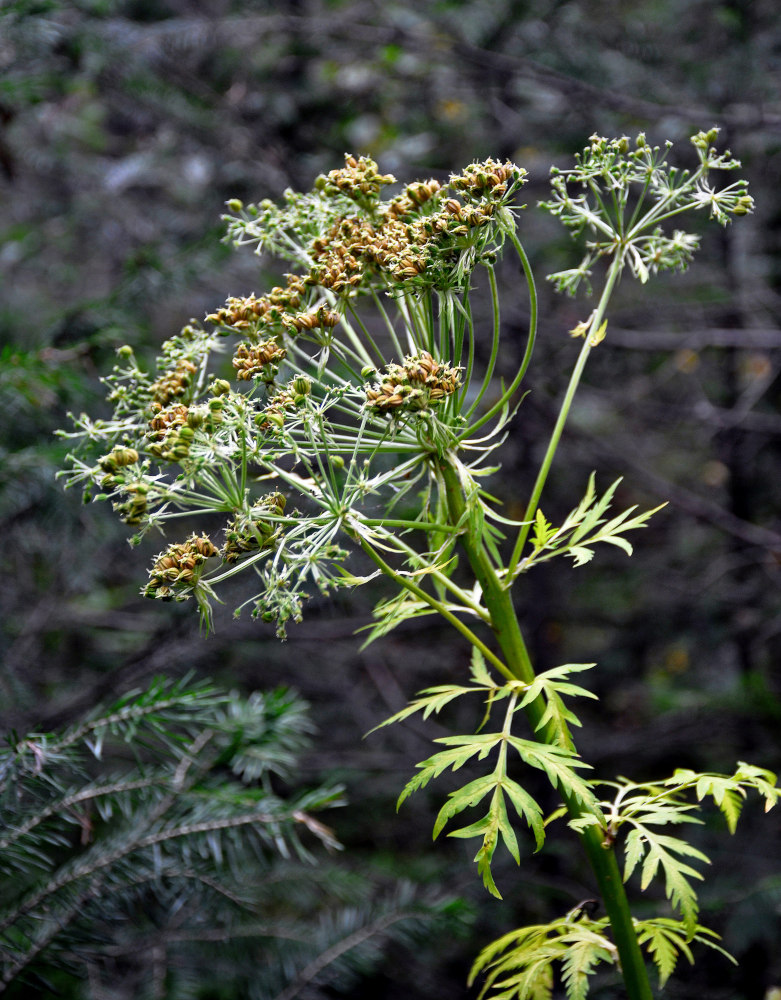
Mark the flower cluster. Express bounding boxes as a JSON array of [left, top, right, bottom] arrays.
[[542, 129, 755, 296], [206, 276, 308, 335], [306, 165, 517, 293], [309, 215, 375, 292], [365, 351, 462, 415], [144, 534, 219, 601], [61, 151, 528, 633], [98, 446, 139, 474], [222, 492, 286, 564], [146, 403, 193, 462], [113, 479, 152, 526], [384, 179, 442, 220]]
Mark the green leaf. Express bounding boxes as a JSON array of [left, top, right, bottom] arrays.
[[470, 647, 496, 687], [368, 649, 502, 736], [506, 738, 601, 817], [561, 932, 614, 1000], [368, 683, 485, 734], [663, 762, 780, 832], [518, 663, 598, 748], [396, 736, 503, 808], [433, 774, 499, 839], [515, 475, 666, 575], [469, 916, 615, 1000], [635, 917, 736, 987], [500, 778, 546, 852], [623, 826, 709, 936], [568, 546, 594, 566], [635, 917, 691, 986]]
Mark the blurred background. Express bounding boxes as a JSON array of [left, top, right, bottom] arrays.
[[1, 0, 780, 997]]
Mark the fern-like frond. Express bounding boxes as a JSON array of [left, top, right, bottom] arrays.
[[600, 762, 780, 936], [517, 662, 598, 749], [634, 916, 736, 987], [396, 690, 603, 898], [623, 826, 708, 935], [469, 915, 615, 1000], [513, 474, 665, 576]]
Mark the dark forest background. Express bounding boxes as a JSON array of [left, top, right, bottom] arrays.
[[1, 1, 781, 997]]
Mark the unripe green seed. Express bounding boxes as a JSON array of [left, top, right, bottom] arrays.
[[210, 379, 231, 396], [264, 411, 285, 430], [187, 406, 207, 428], [292, 375, 312, 396]]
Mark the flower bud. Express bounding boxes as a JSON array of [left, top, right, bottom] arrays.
[[732, 196, 754, 216], [226, 198, 243, 212]]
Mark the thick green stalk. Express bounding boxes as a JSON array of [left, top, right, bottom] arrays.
[[439, 457, 654, 1000]]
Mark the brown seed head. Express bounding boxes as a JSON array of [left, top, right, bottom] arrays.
[[149, 360, 197, 406], [232, 340, 287, 380]]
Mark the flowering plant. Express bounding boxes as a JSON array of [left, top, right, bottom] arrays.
[[61, 131, 775, 999]]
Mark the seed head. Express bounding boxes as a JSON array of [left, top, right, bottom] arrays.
[[321, 154, 396, 206], [365, 351, 462, 415], [232, 340, 287, 380], [149, 359, 198, 406], [144, 534, 218, 600], [222, 493, 287, 564]]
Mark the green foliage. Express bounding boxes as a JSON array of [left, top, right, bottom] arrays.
[[53, 129, 776, 1000], [0, 677, 345, 991], [574, 764, 781, 937], [515, 474, 666, 575], [468, 913, 616, 1000], [392, 682, 602, 898], [469, 911, 734, 999], [0, 676, 469, 998]]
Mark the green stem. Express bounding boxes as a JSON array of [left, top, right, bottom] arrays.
[[438, 456, 654, 1000], [458, 229, 538, 441], [356, 536, 514, 682], [506, 252, 624, 580]]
